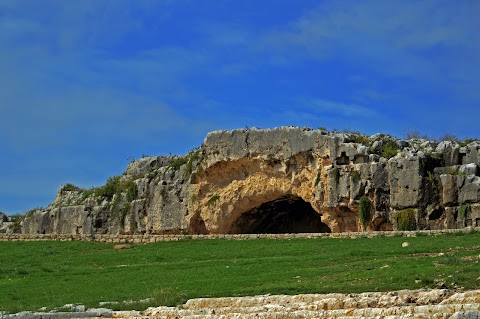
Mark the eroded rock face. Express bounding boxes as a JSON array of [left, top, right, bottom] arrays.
[[13, 127, 480, 235], [0, 212, 13, 234]]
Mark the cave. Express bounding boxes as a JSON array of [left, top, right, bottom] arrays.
[[429, 207, 444, 220], [230, 195, 331, 234]]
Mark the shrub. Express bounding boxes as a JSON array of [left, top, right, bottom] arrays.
[[379, 140, 400, 159], [358, 196, 371, 230], [395, 209, 417, 231], [81, 188, 96, 200], [125, 180, 138, 202], [61, 183, 80, 192], [349, 133, 372, 147], [96, 176, 122, 199], [351, 170, 361, 184], [168, 156, 188, 171], [184, 149, 203, 179], [459, 138, 478, 147], [447, 167, 466, 176], [314, 172, 321, 187], [207, 195, 220, 206], [426, 171, 435, 185], [83, 176, 138, 202], [458, 204, 471, 221], [8, 214, 23, 223]]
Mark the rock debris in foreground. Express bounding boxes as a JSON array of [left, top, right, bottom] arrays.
[[2, 289, 479, 318], [114, 289, 479, 318]]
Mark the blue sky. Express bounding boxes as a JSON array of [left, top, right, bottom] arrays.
[[1, 0, 479, 215]]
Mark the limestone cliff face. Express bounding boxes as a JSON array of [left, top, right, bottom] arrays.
[[14, 127, 480, 235]]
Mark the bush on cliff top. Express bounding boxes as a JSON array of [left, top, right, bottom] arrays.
[[378, 140, 400, 159], [348, 132, 372, 147], [61, 183, 81, 192], [82, 176, 138, 201]]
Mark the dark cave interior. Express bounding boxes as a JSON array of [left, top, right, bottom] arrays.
[[231, 195, 331, 234]]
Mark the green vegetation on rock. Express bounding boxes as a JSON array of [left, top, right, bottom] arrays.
[[351, 170, 361, 184], [358, 196, 371, 230], [82, 176, 138, 202], [458, 204, 471, 221], [447, 167, 466, 176], [61, 183, 81, 192], [349, 132, 372, 147], [314, 171, 321, 187], [165, 147, 204, 179], [184, 148, 203, 179], [125, 180, 138, 202], [378, 140, 400, 159], [207, 194, 220, 206], [395, 208, 417, 231], [168, 156, 188, 171]]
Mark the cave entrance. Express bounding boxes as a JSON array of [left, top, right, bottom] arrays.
[[230, 195, 331, 234]]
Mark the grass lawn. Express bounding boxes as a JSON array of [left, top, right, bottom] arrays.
[[0, 232, 479, 313]]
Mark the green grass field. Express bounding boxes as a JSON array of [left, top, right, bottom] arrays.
[[1, 233, 479, 313]]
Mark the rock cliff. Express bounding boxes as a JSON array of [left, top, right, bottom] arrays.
[[11, 127, 480, 235]]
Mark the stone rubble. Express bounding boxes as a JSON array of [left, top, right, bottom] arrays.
[[1, 290, 478, 318], [107, 289, 480, 319]]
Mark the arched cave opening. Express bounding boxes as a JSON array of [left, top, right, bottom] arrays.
[[429, 207, 444, 220], [230, 195, 331, 234]]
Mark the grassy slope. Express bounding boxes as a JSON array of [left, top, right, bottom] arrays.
[[0, 233, 479, 312]]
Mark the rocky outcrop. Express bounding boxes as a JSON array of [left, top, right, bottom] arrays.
[[12, 127, 480, 235], [84, 289, 480, 319], [3, 289, 478, 318]]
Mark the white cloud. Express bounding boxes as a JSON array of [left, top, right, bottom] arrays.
[[301, 98, 380, 118], [260, 0, 480, 81], [0, 0, 180, 51]]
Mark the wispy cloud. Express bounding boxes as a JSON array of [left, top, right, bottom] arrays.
[[0, 0, 213, 153], [299, 98, 380, 118], [261, 0, 480, 84]]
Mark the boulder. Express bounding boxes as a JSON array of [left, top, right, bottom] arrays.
[[458, 176, 480, 204], [388, 157, 423, 209], [459, 163, 479, 176], [440, 174, 458, 206]]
